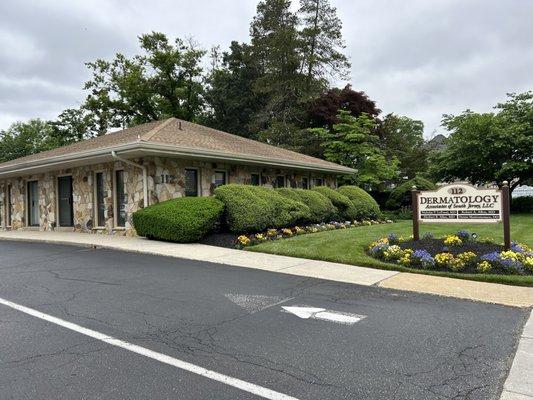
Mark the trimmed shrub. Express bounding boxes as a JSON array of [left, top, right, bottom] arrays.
[[511, 196, 533, 213], [132, 197, 224, 243], [214, 184, 309, 233], [277, 188, 337, 223], [311, 186, 358, 220], [337, 185, 381, 220], [386, 176, 437, 209]]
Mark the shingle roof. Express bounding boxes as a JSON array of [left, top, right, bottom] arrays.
[[0, 118, 354, 173]]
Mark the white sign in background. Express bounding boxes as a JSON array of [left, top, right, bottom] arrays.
[[417, 183, 502, 223]]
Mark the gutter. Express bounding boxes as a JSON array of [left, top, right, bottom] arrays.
[[111, 151, 148, 208], [0, 142, 355, 176]]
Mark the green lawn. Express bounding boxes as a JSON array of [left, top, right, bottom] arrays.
[[248, 214, 533, 286]]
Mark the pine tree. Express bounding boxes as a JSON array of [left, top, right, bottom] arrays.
[[299, 0, 350, 92]]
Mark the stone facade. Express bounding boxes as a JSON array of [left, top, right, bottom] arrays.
[[0, 156, 337, 236]]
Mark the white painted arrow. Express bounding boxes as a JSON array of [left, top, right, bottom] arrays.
[[282, 306, 366, 325]]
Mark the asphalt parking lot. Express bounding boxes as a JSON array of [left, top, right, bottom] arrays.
[[0, 241, 527, 399]]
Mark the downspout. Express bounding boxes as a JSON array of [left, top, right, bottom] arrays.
[[111, 151, 148, 208]]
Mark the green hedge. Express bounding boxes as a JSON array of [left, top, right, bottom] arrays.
[[311, 186, 358, 220], [511, 196, 533, 213], [132, 197, 224, 242], [214, 184, 309, 233], [277, 188, 337, 223], [386, 176, 436, 209], [337, 185, 381, 220]]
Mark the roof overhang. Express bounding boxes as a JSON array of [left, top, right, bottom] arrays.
[[0, 142, 355, 178]]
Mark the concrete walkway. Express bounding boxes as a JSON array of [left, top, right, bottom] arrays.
[[0, 230, 532, 307], [501, 311, 533, 399]]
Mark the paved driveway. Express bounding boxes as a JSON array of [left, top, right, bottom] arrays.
[[0, 241, 527, 399]]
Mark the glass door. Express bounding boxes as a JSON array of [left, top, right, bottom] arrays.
[[27, 181, 39, 226], [58, 176, 73, 227]]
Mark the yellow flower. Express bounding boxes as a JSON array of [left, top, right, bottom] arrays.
[[500, 250, 521, 262], [457, 251, 476, 263], [523, 256, 533, 271], [435, 252, 454, 267], [237, 235, 250, 246], [477, 260, 492, 273], [384, 245, 403, 261], [267, 229, 278, 237], [449, 258, 465, 272], [444, 235, 462, 246], [281, 228, 293, 236]]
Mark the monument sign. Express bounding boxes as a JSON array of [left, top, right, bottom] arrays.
[[412, 182, 511, 249]]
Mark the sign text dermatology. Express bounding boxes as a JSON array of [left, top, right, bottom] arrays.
[[417, 183, 502, 223]]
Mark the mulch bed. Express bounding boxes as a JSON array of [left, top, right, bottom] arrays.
[[398, 239, 503, 256], [200, 232, 237, 249]]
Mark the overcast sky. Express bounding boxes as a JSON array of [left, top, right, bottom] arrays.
[[1, 0, 532, 137]]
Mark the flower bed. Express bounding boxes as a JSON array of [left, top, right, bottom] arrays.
[[235, 219, 393, 248], [367, 231, 533, 275]]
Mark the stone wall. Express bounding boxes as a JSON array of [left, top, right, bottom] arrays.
[[0, 156, 338, 236]]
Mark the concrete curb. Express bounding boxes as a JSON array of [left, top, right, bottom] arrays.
[[0, 232, 532, 307], [501, 310, 533, 399]]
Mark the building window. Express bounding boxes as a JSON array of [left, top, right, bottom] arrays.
[[275, 176, 285, 188], [95, 172, 106, 227], [214, 171, 226, 188], [185, 169, 199, 197], [115, 170, 126, 227], [314, 178, 324, 187], [27, 180, 39, 227], [301, 177, 309, 189], [7, 184, 12, 226], [250, 173, 260, 186]]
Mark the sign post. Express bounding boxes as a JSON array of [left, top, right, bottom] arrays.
[[502, 181, 511, 250], [412, 182, 511, 249], [411, 185, 419, 241]]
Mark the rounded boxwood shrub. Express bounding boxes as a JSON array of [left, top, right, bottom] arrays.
[[214, 184, 309, 233], [385, 176, 436, 209], [311, 186, 358, 220], [337, 185, 381, 220], [277, 188, 337, 223], [132, 197, 224, 243]]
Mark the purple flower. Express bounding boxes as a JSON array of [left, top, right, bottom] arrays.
[[387, 233, 399, 245], [480, 252, 500, 262], [412, 249, 435, 269], [457, 230, 471, 241], [510, 242, 525, 253]]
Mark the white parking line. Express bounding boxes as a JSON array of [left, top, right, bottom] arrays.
[[0, 297, 299, 400]]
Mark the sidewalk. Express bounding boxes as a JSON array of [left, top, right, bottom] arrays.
[[0, 230, 532, 307]]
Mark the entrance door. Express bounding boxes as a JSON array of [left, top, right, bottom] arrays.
[[58, 176, 73, 227], [27, 181, 39, 226]]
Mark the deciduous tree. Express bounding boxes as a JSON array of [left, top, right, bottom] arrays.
[[430, 92, 533, 192]]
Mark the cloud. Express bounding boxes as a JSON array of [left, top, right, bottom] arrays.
[[0, 0, 532, 138]]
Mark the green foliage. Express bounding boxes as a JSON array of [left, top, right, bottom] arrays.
[[310, 186, 357, 220], [312, 110, 399, 187], [202, 42, 265, 138], [298, 0, 350, 90], [386, 177, 436, 210], [430, 92, 533, 191], [205, 0, 350, 149], [511, 196, 533, 214], [0, 120, 64, 162], [214, 184, 308, 233], [277, 188, 337, 223], [337, 185, 381, 219], [131, 197, 224, 242], [81, 32, 206, 135], [378, 113, 429, 180]]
